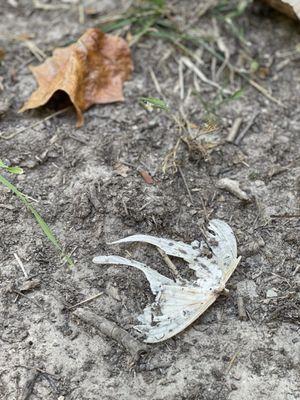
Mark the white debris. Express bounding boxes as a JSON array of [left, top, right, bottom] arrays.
[[93, 219, 241, 343], [216, 178, 250, 201], [237, 279, 258, 299], [266, 288, 278, 298]]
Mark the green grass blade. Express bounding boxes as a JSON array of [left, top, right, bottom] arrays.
[[0, 173, 73, 266], [100, 17, 135, 33], [0, 160, 23, 175], [138, 97, 169, 111]]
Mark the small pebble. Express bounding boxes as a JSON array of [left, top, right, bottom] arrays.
[[266, 288, 278, 298]]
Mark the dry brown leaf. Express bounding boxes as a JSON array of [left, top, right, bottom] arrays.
[[139, 170, 154, 185], [20, 28, 133, 126], [0, 48, 5, 62], [114, 162, 131, 177]]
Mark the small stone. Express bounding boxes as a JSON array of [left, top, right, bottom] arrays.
[[216, 177, 251, 201], [237, 280, 258, 298], [266, 288, 278, 298], [20, 159, 38, 169]]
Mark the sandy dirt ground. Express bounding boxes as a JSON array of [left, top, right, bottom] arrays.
[[0, 1, 299, 399]]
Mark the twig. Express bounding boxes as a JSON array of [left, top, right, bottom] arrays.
[[14, 253, 28, 279], [181, 56, 227, 92], [68, 292, 103, 309], [0, 107, 70, 140], [178, 58, 184, 100], [270, 214, 300, 218], [73, 308, 148, 359], [178, 166, 193, 204], [293, 265, 300, 276], [212, 17, 230, 82], [149, 67, 162, 95], [226, 349, 240, 374], [237, 296, 248, 321], [78, 2, 85, 24], [182, 34, 285, 107], [122, 199, 129, 216], [235, 111, 259, 145], [156, 248, 179, 278], [248, 79, 283, 107], [226, 117, 243, 143], [13, 290, 43, 309], [24, 41, 46, 62], [33, 0, 70, 10]]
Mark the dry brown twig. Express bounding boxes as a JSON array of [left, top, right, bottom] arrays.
[[156, 247, 180, 278], [23, 41, 46, 62], [67, 292, 103, 310], [178, 166, 194, 204], [226, 117, 243, 143], [0, 107, 70, 140], [237, 296, 248, 321], [73, 308, 148, 360], [235, 111, 260, 145]]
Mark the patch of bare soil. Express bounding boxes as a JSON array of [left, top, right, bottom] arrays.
[[0, 1, 299, 399]]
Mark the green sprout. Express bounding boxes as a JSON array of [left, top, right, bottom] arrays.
[[138, 96, 169, 112], [0, 160, 73, 267]]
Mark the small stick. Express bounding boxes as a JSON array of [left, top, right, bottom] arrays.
[[181, 56, 227, 92], [0, 107, 70, 140], [78, 2, 85, 24], [156, 248, 179, 278], [235, 111, 260, 145], [178, 166, 193, 204], [226, 349, 240, 374], [248, 79, 283, 108], [122, 199, 129, 216], [149, 67, 162, 95], [68, 292, 103, 310], [14, 253, 28, 279], [237, 296, 248, 321], [13, 290, 43, 309], [33, 0, 69, 10], [226, 117, 243, 143], [178, 59, 184, 100], [270, 213, 300, 218], [293, 265, 300, 276], [24, 41, 46, 62], [73, 308, 148, 359]]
